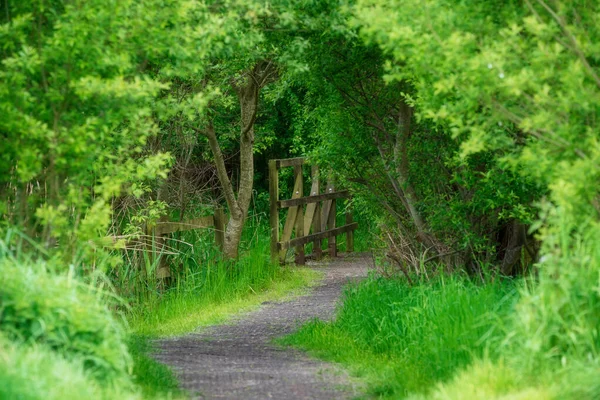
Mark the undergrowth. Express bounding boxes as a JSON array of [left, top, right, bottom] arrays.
[[0, 237, 142, 399], [128, 335, 186, 399]]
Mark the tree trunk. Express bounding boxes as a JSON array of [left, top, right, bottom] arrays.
[[220, 77, 258, 259], [393, 101, 426, 234], [204, 61, 276, 259], [223, 213, 245, 259]]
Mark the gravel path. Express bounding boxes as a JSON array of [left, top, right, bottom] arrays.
[[153, 252, 373, 400]]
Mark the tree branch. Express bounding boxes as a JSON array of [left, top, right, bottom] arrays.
[[191, 123, 241, 219]]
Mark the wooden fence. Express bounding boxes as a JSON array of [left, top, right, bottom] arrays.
[[145, 208, 226, 278], [269, 157, 357, 265]]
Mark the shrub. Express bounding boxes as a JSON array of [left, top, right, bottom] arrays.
[[0, 333, 139, 400], [0, 257, 132, 383]]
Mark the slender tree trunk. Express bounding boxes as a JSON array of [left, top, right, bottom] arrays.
[[393, 102, 426, 233], [205, 123, 244, 259], [204, 61, 276, 259], [389, 101, 448, 255], [221, 82, 257, 259]]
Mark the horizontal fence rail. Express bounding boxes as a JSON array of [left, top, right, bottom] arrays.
[[147, 209, 225, 278], [108, 208, 225, 279], [154, 216, 217, 236], [278, 190, 350, 208], [278, 223, 359, 251]]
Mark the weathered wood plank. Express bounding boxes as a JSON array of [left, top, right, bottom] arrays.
[[293, 165, 305, 265], [275, 157, 305, 168], [149, 216, 171, 279], [320, 184, 335, 232], [346, 209, 354, 253], [279, 168, 304, 261], [311, 166, 322, 260], [269, 160, 279, 264], [328, 190, 337, 257], [303, 170, 320, 230], [278, 190, 350, 208], [155, 216, 215, 235], [278, 222, 358, 250]]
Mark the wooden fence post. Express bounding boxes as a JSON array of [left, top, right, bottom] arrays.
[[214, 207, 225, 251], [265, 157, 357, 265], [326, 181, 337, 257], [293, 165, 305, 265], [346, 205, 354, 253], [279, 163, 304, 263], [312, 165, 322, 260], [269, 160, 279, 265], [143, 222, 152, 278]]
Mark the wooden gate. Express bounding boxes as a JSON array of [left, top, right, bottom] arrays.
[[269, 157, 357, 265]]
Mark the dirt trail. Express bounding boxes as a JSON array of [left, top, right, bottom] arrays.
[[154, 252, 373, 399]]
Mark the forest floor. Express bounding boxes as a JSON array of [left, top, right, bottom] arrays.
[[152, 252, 373, 399]]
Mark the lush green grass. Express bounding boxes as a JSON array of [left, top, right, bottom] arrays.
[[127, 224, 322, 336], [130, 265, 321, 336], [0, 243, 142, 399], [128, 335, 185, 399], [406, 356, 600, 400], [0, 334, 138, 400], [0, 256, 132, 381], [280, 275, 519, 398]]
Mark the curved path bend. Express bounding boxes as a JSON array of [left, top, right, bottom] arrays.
[[154, 252, 373, 399]]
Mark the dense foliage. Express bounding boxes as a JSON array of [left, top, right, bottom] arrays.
[[282, 1, 600, 398], [350, 0, 600, 393], [2, 0, 600, 398]]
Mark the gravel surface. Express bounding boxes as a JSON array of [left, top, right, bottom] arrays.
[[153, 252, 373, 400]]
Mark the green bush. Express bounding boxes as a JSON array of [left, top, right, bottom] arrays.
[[0, 333, 139, 400], [353, 0, 600, 378], [0, 257, 132, 383], [408, 355, 600, 400], [508, 219, 600, 363]]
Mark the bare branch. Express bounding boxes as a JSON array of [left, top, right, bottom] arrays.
[[194, 123, 241, 219]]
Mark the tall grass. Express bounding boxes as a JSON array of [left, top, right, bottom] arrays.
[[128, 335, 186, 399], [281, 274, 519, 398], [0, 334, 139, 400], [0, 241, 131, 383], [0, 232, 136, 399], [417, 223, 600, 400]]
